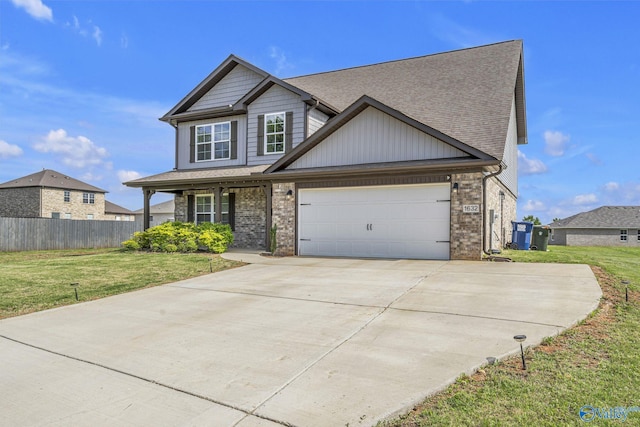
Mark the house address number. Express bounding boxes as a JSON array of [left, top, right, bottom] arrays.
[[463, 204, 480, 213]]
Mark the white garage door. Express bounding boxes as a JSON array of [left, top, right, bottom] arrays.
[[298, 184, 450, 260]]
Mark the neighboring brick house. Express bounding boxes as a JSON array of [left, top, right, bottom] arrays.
[[105, 201, 136, 221], [550, 206, 640, 246], [0, 169, 113, 220], [126, 41, 527, 260]]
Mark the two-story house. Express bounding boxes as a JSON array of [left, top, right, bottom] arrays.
[[126, 40, 527, 260], [0, 169, 133, 221]]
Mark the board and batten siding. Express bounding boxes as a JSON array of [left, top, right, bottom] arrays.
[[498, 96, 519, 196], [188, 64, 264, 111], [177, 115, 246, 170], [308, 108, 329, 136], [288, 106, 467, 170], [247, 85, 306, 166]]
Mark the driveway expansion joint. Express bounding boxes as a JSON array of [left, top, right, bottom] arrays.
[[0, 334, 294, 427]]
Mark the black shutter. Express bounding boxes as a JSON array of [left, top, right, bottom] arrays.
[[257, 114, 264, 156], [230, 121, 237, 160], [228, 193, 236, 231], [189, 126, 196, 163], [285, 111, 293, 152], [187, 195, 194, 223]]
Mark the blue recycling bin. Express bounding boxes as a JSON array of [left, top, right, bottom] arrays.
[[511, 221, 534, 250]]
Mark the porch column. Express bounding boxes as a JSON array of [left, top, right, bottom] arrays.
[[214, 186, 223, 223], [143, 188, 155, 230], [263, 184, 272, 251]]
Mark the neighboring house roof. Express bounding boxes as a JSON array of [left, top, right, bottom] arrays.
[[550, 206, 640, 229], [283, 40, 526, 161], [105, 201, 134, 215], [133, 199, 175, 215], [125, 165, 270, 188], [0, 169, 107, 193]]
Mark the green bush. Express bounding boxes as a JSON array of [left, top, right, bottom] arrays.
[[121, 221, 233, 253]]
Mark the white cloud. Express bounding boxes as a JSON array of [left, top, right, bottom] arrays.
[[117, 170, 141, 184], [544, 130, 570, 157], [604, 181, 619, 191], [573, 193, 598, 205], [11, 0, 52, 22], [0, 140, 24, 158], [33, 129, 109, 168], [92, 26, 103, 46], [522, 199, 545, 211], [518, 150, 548, 175], [269, 46, 294, 75]]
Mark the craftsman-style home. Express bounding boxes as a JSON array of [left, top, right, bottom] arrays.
[[126, 41, 527, 260]]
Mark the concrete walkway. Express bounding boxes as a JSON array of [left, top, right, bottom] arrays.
[[0, 254, 601, 426]]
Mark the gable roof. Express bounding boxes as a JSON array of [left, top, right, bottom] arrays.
[[283, 40, 526, 161], [550, 206, 640, 229], [0, 169, 107, 193], [266, 95, 496, 174], [105, 200, 134, 215]]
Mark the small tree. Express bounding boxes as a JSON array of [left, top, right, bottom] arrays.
[[522, 215, 542, 225]]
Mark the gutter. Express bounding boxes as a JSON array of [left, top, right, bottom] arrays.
[[482, 162, 505, 256]]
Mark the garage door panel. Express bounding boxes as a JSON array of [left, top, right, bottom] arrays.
[[298, 184, 450, 260]]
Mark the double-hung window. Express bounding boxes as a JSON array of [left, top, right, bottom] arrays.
[[196, 122, 230, 161], [265, 112, 285, 154], [195, 194, 229, 224], [64, 190, 70, 203], [621, 229, 628, 241], [83, 192, 95, 204]]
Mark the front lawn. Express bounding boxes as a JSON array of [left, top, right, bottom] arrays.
[[0, 248, 242, 319], [386, 246, 640, 426]]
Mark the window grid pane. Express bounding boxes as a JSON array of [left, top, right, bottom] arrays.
[[265, 113, 285, 154]]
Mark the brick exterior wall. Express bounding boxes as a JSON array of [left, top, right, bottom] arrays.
[[42, 188, 106, 220], [271, 183, 296, 256], [485, 177, 517, 252], [174, 187, 267, 250], [449, 172, 483, 260], [0, 187, 106, 220], [0, 187, 41, 217], [551, 228, 640, 246]]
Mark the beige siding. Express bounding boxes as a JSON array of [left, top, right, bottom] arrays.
[[308, 108, 329, 136], [177, 115, 247, 169], [288, 107, 467, 170], [498, 96, 519, 196], [247, 85, 306, 165], [188, 65, 264, 111]]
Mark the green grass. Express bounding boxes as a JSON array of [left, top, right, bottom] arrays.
[[0, 248, 242, 319], [386, 245, 640, 426]]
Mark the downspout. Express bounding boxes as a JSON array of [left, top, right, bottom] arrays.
[[482, 162, 505, 255], [170, 120, 178, 170]]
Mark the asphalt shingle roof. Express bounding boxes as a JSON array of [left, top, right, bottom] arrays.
[[550, 206, 640, 229], [284, 40, 524, 160], [0, 169, 107, 193]]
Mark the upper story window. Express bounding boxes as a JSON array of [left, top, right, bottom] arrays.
[[196, 122, 230, 161], [83, 192, 95, 204], [265, 112, 285, 154], [64, 190, 70, 203]]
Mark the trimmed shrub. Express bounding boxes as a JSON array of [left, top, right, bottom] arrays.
[[121, 221, 233, 253]]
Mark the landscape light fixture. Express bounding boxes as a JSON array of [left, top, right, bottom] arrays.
[[623, 280, 629, 302], [286, 189, 293, 200], [514, 334, 527, 370], [70, 282, 79, 301]]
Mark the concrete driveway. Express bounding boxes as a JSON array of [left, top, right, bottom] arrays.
[[0, 254, 601, 427]]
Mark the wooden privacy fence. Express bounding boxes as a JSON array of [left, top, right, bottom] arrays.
[[0, 217, 143, 252]]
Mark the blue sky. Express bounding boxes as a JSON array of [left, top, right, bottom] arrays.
[[1, 0, 639, 223]]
